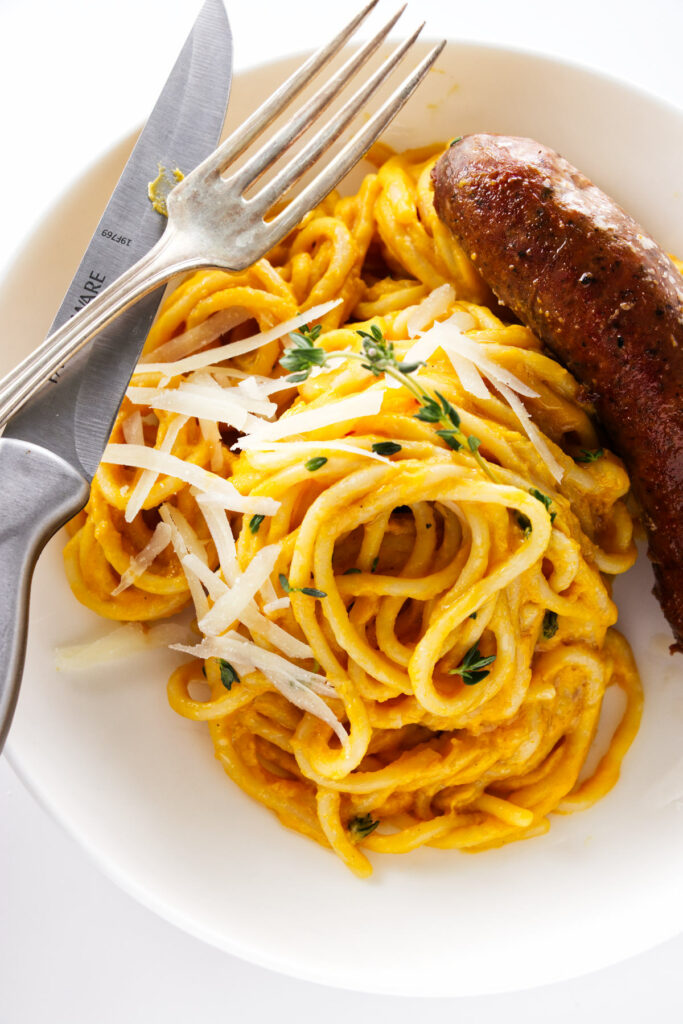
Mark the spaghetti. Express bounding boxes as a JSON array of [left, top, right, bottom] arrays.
[[63, 144, 644, 876]]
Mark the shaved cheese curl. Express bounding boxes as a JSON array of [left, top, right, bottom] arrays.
[[121, 410, 144, 446], [171, 634, 346, 744], [494, 380, 565, 482], [236, 390, 383, 446], [123, 414, 188, 523], [198, 545, 282, 636], [138, 299, 342, 377], [406, 283, 455, 337], [104, 444, 279, 516], [111, 522, 172, 596], [56, 622, 191, 670]]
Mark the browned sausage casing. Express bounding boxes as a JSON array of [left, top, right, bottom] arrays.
[[431, 133, 683, 651]]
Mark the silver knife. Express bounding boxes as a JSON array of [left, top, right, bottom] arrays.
[[0, 0, 233, 750]]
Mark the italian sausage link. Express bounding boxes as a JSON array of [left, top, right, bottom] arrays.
[[432, 133, 683, 650]]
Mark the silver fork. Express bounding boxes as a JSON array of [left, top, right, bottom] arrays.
[[0, 2, 445, 429]]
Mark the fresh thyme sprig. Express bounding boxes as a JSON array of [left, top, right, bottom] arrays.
[[448, 642, 496, 685], [279, 323, 326, 382], [279, 323, 500, 482]]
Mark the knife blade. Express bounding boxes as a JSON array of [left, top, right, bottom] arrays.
[[0, 0, 233, 749], [4, 0, 232, 479]]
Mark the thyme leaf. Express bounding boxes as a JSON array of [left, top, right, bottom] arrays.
[[435, 429, 463, 451], [448, 642, 496, 685], [542, 610, 559, 640], [280, 323, 326, 378], [249, 514, 265, 534], [305, 456, 328, 472], [218, 659, 240, 691], [348, 813, 380, 842], [529, 487, 552, 511], [514, 511, 532, 537], [278, 574, 326, 598], [576, 448, 604, 463], [529, 488, 556, 523], [372, 441, 402, 456], [414, 398, 443, 423]]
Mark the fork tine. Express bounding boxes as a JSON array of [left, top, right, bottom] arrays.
[[251, 24, 425, 214], [262, 40, 447, 249], [228, 6, 408, 197], [190, 0, 380, 184]]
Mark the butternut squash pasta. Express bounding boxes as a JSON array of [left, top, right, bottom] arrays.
[[62, 143, 643, 877]]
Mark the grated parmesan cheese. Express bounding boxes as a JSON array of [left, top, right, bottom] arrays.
[[137, 298, 342, 378], [138, 306, 251, 366], [198, 544, 282, 637], [104, 444, 280, 516], [401, 313, 564, 481], [236, 389, 383, 447], [406, 283, 456, 338], [183, 372, 277, 418], [56, 621, 191, 671], [493, 380, 564, 482], [446, 349, 490, 400], [159, 503, 210, 620], [111, 521, 172, 596], [262, 596, 291, 615], [237, 438, 392, 464], [191, 492, 311, 659], [198, 417, 224, 473], [193, 492, 239, 584], [121, 409, 144, 446], [428, 320, 539, 398], [171, 632, 347, 744], [241, 605, 312, 660], [125, 384, 265, 432], [181, 552, 225, 600], [124, 414, 188, 524]]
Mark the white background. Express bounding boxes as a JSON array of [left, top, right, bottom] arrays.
[[1, 0, 682, 1019]]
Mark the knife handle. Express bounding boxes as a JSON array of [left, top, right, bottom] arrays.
[[0, 437, 89, 752]]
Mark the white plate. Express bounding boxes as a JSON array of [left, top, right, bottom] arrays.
[[4, 42, 683, 997]]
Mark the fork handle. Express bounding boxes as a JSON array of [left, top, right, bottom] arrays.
[[0, 437, 89, 752], [0, 226, 194, 430]]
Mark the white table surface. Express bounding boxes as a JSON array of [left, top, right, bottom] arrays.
[[1, 0, 682, 1019]]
